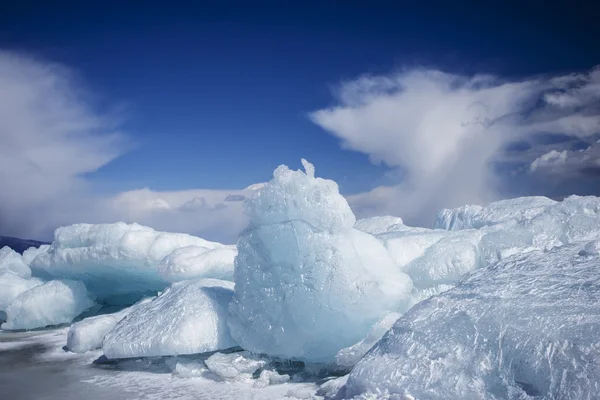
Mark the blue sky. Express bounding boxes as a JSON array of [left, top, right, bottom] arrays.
[[1, 2, 599, 241]]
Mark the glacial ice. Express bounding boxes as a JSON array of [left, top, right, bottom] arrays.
[[1, 280, 96, 330], [158, 244, 236, 282], [228, 160, 413, 362], [343, 243, 600, 400], [0, 246, 31, 278], [31, 222, 232, 303], [0, 273, 44, 314], [103, 279, 236, 358], [66, 297, 153, 353]]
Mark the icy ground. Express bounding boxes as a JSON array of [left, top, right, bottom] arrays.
[[0, 328, 322, 400]]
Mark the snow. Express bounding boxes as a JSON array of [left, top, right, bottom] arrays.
[[158, 244, 236, 282], [228, 160, 413, 362], [0, 273, 44, 314], [66, 297, 153, 353], [1, 280, 96, 330], [344, 243, 600, 399], [103, 279, 236, 358], [30, 222, 230, 303], [0, 246, 31, 278]]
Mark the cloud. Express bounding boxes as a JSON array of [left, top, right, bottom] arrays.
[[0, 50, 250, 243], [0, 51, 127, 238], [311, 67, 600, 226]]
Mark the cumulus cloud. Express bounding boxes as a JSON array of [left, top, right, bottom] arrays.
[[311, 67, 600, 225], [0, 50, 249, 243]]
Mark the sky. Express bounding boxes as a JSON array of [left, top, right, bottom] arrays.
[[1, 1, 599, 243]]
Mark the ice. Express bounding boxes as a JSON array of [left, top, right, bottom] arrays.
[[253, 369, 291, 388], [103, 279, 236, 358], [205, 351, 267, 382], [31, 222, 230, 303], [21, 244, 50, 266], [158, 244, 236, 282], [0, 246, 31, 278], [0, 273, 44, 315], [344, 243, 600, 399], [228, 160, 413, 362], [354, 216, 407, 235], [581, 239, 600, 256], [335, 312, 400, 368], [434, 196, 557, 230], [1, 280, 96, 330], [66, 297, 153, 353]]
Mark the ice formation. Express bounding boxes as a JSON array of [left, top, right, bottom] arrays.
[[0, 273, 44, 315], [228, 160, 413, 362], [0, 246, 31, 277], [21, 244, 50, 266], [103, 279, 236, 358], [66, 297, 153, 353], [31, 223, 232, 303], [158, 244, 236, 282], [205, 352, 268, 382], [343, 242, 600, 399], [335, 312, 400, 368], [1, 280, 96, 330]]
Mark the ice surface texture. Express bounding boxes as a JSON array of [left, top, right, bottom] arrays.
[[0, 246, 31, 277], [103, 279, 236, 358], [31, 223, 234, 304], [344, 242, 600, 400], [66, 297, 153, 353], [2, 280, 96, 330], [228, 160, 413, 362], [0, 273, 44, 314]]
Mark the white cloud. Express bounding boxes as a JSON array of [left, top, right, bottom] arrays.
[[311, 66, 600, 226], [530, 150, 568, 172], [0, 50, 250, 243]]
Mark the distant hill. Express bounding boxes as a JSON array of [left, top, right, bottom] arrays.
[[0, 236, 50, 254]]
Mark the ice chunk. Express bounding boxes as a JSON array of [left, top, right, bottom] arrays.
[[158, 245, 236, 282], [0, 246, 31, 278], [205, 351, 267, 382], [31, 222, 230, 303], [317, 375, 349, 399], [169, 358, 208, 378], [103, 279, 236, 358], [253, 369, 290, 388], [345, 244, 600, 399], [0, 273, 44, 313], [335, 312, 400, 368], [228, 160, 413, 362], [1, 280, 95, 330], [66, 297, 153, 353], [434, 196, 556, 230], [21, 244, 50, 266], [354, 216, 406, 235], [581, 239, 600, 256]]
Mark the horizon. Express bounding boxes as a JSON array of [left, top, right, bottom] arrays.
[[1, 1, 599, 243]]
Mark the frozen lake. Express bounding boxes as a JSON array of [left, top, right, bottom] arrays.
[[0, 328, 320, 400]]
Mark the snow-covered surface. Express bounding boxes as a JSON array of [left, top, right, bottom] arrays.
[[0, 246, 31, 277], [158, 244, 236, 282], [228, 160, 413, 362], [2, 280, 95, 330], [344, 242, 600, 399], [103, 279, 236, 358], [30, 223, 229, 303], [66, 297, 153, 353], [0, 273, 44, 313]]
